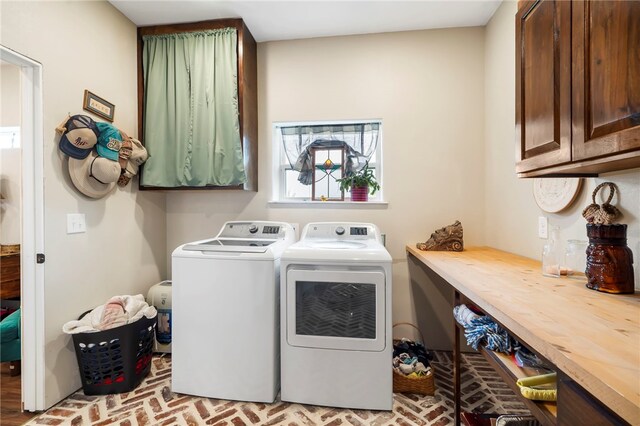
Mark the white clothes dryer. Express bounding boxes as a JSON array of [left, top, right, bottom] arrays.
[[172, 221, 296, 403], [280, 222, 393, 410]]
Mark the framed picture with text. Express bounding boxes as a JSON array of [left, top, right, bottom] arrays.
[[83, 90, 115, 122]]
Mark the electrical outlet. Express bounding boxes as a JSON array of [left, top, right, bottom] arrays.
[[67, 213, 86, 234], [538, 216, 548, 239]]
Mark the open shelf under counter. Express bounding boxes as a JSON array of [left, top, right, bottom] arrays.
[[480, 346, 557, 426], [407, 246, 639, 426]]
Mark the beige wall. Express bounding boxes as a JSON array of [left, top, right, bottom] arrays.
[[1, 62, 21, 126], [1, 1, 167, 407], [166, 28, 487, 349], [0, 62, 21, 244], [484, 1, 639, 290]]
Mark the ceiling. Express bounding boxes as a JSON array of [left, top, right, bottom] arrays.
[[109, 1, 502, 42]]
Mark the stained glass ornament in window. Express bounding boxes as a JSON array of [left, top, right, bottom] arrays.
[[311, 147, 344, 201]]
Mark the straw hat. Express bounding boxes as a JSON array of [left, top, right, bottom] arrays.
[[68, 150, 120, 199], [117, 131, 149, 187]]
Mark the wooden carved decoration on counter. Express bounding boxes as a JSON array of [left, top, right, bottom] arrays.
[[417, 221, 463, 252], [582, 182, 635, 294]]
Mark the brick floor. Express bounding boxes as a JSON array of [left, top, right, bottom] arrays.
[[25, 351, 531, 425]]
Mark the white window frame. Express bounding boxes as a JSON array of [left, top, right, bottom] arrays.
[[271, 120, 384, 204]]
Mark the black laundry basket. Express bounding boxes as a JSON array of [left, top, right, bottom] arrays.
[[71, 311, 156, 395]]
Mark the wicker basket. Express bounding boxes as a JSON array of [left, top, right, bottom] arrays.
[[392, 322, 435, 396]]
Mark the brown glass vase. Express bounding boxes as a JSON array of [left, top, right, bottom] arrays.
[[585, 224, 635, 294]]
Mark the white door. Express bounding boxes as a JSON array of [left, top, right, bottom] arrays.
[[286, 268, 386, 352], [0, 46, 45, 411]]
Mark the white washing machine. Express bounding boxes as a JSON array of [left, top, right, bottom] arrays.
[[280, 222, 393, 410], [172, 221, 296, 403]]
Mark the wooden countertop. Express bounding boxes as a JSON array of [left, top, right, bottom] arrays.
[[406, 246, 640, 425]]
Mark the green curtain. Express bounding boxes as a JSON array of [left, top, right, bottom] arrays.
[[141, 28, 246, 187]]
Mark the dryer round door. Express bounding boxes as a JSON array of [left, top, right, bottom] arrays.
[[286, 268, 386, 352]]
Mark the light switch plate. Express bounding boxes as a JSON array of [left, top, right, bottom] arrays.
[[538, 216, 548, 239], [67, 213, 86, 234]]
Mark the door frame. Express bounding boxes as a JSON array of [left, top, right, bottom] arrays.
[[1, 45, 45, 411]]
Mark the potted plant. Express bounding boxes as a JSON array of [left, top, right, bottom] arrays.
[[337, 162, 380, 202]]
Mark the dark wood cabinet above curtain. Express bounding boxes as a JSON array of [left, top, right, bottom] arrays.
[[137, 19, 257, 191]]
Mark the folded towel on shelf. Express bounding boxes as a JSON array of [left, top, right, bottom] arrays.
[[464, 316, 518, 354], [453, 304, 482, 327], [516, 372, 557, 401], [516, 372, 557, 388], [63, 294, 157, 334]]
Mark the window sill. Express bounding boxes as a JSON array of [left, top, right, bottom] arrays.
[[268, 200, 388, 208]]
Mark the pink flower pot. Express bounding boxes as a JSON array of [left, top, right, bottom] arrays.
[[350, 186, 369, 202]]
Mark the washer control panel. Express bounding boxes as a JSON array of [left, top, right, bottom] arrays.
[[218, 222, 290, 239], [350, 226, 368, 236]]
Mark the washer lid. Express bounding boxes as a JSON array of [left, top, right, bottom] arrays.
[[182, 238, 277, 253]]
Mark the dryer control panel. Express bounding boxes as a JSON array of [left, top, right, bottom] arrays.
[[302, 223, 381, 242]]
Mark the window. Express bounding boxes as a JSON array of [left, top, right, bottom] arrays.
[[273, 120, 383, 202]]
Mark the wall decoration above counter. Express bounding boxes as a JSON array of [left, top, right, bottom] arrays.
[[532, 178, 582, 213]]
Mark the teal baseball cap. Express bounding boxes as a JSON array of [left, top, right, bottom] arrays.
[[95, 122, 122, 161]]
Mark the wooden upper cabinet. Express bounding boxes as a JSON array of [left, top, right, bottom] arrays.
[[572, 0, 640, 161], [515, 0, 640, 177], [516, 0, 572, 174]]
